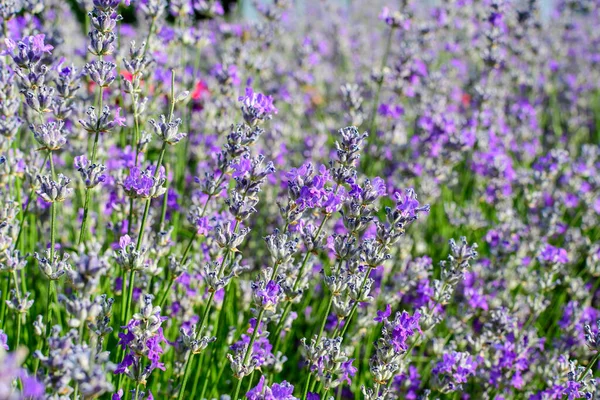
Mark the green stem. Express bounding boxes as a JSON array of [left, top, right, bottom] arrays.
[[177, 350, 194, 400], [133, 97, 141, 165], [154, 142, 168, 179], [209, 359, 229, 398], [340, 267, 373, 338], [367, 26, 395, 138], [90, 127, 101, 164], [176, 290, 216, 399], [127, 197, 135, 235], [316, 296, 334, 343], [578, 351, 600, 382], [16, 314, 21, 348], [142, 18, 156, 58], [92, 82, 104, 161], [120, 269, 128, 326], [14, 191, 32, 248], [272, 215, 330, 347], [78, 189, 91, 245], [246, 371, 256, 396], [48, 151, 55, 179], [50, 202, 56, 259], [124, 269, 136, 326], [159, 177, 169, 230], [302, 373, 312, 400], [190, 350, 205, 398], [158, 278, 175, 309], [11, 270, 21, 300], [136, 199, 151, 250], [159, 234, 196, 308], [0, 274, 8, 330], [15, 154, 45, 249], [45, 280, 55, 331], [232, 309, 266, 400]]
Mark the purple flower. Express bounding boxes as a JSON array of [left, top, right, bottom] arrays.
[[374, 304, 392, 323], [254, 280, 281, 310], [232, 157, 253, 178], [119, 234, 132, 250], [239, 87, 278, 126], [378, 103, 404, 119], [247, 375, 297, 400], [432, 351, 478, 392], [0, 330, 7, 350], [0, 349, 44, 399], [539, 244, 569, 264], [339, 359, 358, 385], [122, 164, 166, 198], [389, 311, 422, 352], [3, 34, 53, 67], [394, 188, 429, 220], [116, 295, 167, 380], [114, 107, 127, 127]]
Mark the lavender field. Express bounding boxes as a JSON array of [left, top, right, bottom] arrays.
[[1, 0, 600, 399]]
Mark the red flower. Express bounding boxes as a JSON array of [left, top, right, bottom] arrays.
[[461, 93, 471, 108], [192, 80, 210, 100], [120, 70, 133, 82]]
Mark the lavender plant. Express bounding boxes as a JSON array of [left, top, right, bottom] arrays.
[[1, 0, 600, 399]]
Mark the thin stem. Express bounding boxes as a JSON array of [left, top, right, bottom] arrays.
[[142, 17, 156, 58], [176, 188, 233, 396], [158, 234, 195, 308], [48, 151, 55, 179], [14, 187, 35, 248], [313, 259, 343, 344], [272, 215, 330, 346], [78, 189, 91, 245], [246, 371, 256, 396], [11, 270, 21, 300], [168, 69, 176, 122], [232, 309, 266, 400], [176, 290, 216, 399], [302, 373, 312, 400], [120, 269, 128, 326], [0, 274, 8, 330], [80, 84, 104, 245], [340, 267, 373, 338], [90, 129, 101, 165], [16, 314, 22, 348], [136, 199, 152, 250], [45, 280, 55, 331], [133, 96, 141, 165], [190, 350, 206, 398], [367, 26, 395, 138], [316, 296, 334, 343], [124, 269, 136, 326], [154, 142, 168, 179], [127, 197, 135, 235], [15, 151, 48, 249], [158, 278, 175, 309], [50, 202, 56, 259], [159, 178, 169, 230], [209, 359, 229, 398], [578, 351, 600, 382], [177, 349, 194, 400]]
